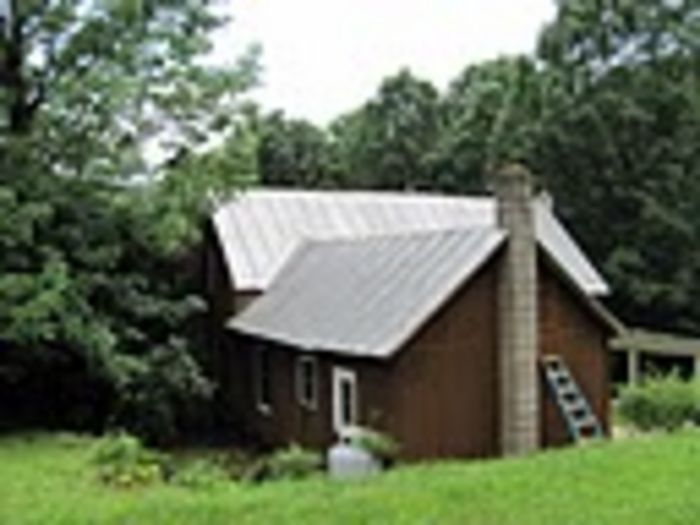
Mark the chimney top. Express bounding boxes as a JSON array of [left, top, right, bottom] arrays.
[[493, 163, 533, 186], [538, 190, 554, 211], [492, 163, 535, 230]]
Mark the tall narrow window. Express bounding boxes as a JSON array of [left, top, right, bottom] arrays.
[[341, 379, 354, 424], [333, 367, 358, 432], [296, 356, 318, 410], [254, 347, 272, 414]]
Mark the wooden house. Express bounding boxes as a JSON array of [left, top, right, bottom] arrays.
[[204, 166, 620, 460]]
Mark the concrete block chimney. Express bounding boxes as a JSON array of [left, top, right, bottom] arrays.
[[494, 163, 540, 456]]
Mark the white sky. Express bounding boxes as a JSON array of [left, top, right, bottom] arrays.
[[217, 1, 556, 124]]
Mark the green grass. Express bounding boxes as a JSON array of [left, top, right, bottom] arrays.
[[1, 432, 700, 524]]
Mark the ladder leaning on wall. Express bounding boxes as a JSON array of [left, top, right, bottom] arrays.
[[541, 355, 603, 442]]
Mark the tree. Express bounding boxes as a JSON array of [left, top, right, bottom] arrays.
[[535, 0, 700, 333], [538, 0, 698, 91], [0, 1, 259, 441], [434, 56, 547, 193], [255, 110, 339, 188], [331, 68, 442, 190]]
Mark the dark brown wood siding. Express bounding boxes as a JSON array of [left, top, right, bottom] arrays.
[[538, 259, 611, 447], [227, 340, 389, 449], [201, 223, 264, 425], [201, 225, 236, 419], [231, 342, 334, 448], [380, 261, 500, 460]]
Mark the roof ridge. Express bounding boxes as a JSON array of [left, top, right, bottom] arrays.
[[292, 225, 502, 250], [232, 186, 492, 201]]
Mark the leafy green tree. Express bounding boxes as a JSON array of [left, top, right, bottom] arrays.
[[536, 0, 700, 333], [254, 110, 340, 188], [0, 1, 258, 441], [435, 56, 546, 192], [539, 0, 698, 91], [331, 68, 442, 190]]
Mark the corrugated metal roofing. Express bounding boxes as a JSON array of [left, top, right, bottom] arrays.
[[212, 189, 609, 296], [230, 228, 507, 357]]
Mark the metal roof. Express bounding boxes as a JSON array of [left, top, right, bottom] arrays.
[[212, 189, 609, 296], [230, 228, 507, 358]]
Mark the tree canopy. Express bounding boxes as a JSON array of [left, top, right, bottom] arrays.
[[0, 0, 258, 441], [330, 69, 442, 190], [535, 0, 700, 332]]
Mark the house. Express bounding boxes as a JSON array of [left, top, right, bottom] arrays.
[[204, 165, 620, 460]]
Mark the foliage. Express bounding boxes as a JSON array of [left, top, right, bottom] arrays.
[[91, 432, 167, 488], [350, 427, 400, 464], [254, 109, 340, 188], [169, 458, 230, 489], [92, 433, 235, 490], [331, 68, 442, 190], [0, 1, 258, 440], [617, 373, 698, 432], [4, 432, 700, 523], [534, 0, 700, 333], [538, 0, 698, 85], [245, 443, 323, 483], [107, 340, 214, 444], [266, 443, 323, 481], [434, 56, 547, 192]]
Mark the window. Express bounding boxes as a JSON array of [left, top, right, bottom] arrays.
[[296, 356, 318, 410], [333, 367, 358, 432], [254, 348, 272, 414]]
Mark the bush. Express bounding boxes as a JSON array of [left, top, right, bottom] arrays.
[[107, 341, 214, 446], [245, 444, 322, 483], [91, 432, 167, 488], [617, 374, 698, 432], [349, 428, 400, 465], [169, 459, 229, 489]]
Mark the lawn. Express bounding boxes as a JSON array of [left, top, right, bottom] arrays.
[[1, 432, 699, 525]]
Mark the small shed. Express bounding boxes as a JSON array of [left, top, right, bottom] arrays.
[[204, 167, 620, 460]]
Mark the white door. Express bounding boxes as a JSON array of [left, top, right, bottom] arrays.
[[332, 366, 358, 432]]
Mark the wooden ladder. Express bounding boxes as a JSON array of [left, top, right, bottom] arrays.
[[541, 355, 603, 442]]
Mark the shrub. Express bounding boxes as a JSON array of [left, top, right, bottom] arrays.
[[245, 444, 322, 482], [352, 428, 400, 465], [91, 432, 167, 488], [169, 459, 229, 489], [267, 443, 323, 480], [107, 341, 214, 446], [617, 373, 698, 432]]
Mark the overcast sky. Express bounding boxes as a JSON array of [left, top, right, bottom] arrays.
[[218, 1, 556, 124]]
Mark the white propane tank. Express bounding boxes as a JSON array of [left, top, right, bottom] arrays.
[[327, 427, 381, 479]]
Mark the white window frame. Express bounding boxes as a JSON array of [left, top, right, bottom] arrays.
[[253, 347, 272, 415], [332, 366, 358, 432], [295, 355, 319, 410]]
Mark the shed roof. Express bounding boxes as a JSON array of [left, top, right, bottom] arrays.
[[611, 328, 700, 357], [212, 189, 609, 296], [230, 228, 506, 358]]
